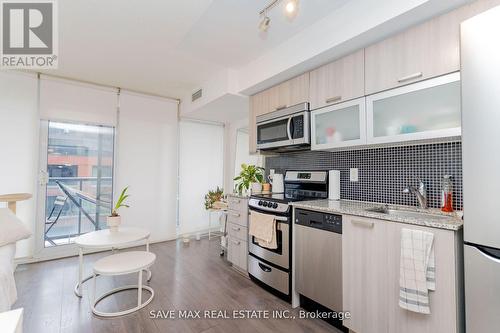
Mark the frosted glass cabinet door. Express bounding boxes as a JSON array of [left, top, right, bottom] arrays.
[[366, 72, 461, 144], [311, 97, 366, 150]]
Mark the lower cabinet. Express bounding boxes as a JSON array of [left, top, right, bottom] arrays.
[[227, 236, 248, 272], [342, 216, 389, 333], [226, 195, 249, 272], [342, 215, 463, 333]]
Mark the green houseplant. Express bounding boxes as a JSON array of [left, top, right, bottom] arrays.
[[233, 164, 265, 194], [204, 186, 224, 210], [107, 186, 130, 232]]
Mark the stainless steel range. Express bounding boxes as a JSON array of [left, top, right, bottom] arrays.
[[248, 170, 328, 301]]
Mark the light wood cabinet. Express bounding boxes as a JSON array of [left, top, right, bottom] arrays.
[[249, 90, 269, 154], [365, 0, 500, 95], [342, 216, 389, 333], [385, 222, 463, 333], [365, 12, 459, 94], [309, 49, 365, 110], [226, 195, 249, 272], [266, 72, 309, 112], [343, 215, 463, 333]]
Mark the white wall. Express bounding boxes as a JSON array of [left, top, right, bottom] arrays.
[[0, 72, 39, 258], [116, 91, 179, 242]]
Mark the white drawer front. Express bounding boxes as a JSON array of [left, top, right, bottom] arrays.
[[227, 196, 248, 212], [228, 237, 247, 271], [227, 222, 248, 241], [227, 209, 248, 227]]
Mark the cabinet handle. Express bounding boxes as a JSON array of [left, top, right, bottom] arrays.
[[325, 96, 342, 104], [229, 211, 240, 217], [275, 105, 287, 110], [231, 239, 240, 245], [351, 220, 374, 228], [231, 226, 241, 231], [397, 72, 423, 83]]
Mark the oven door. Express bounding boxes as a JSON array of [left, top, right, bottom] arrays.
[[256, 115, 293, 150], [248, 212, 290, 270]]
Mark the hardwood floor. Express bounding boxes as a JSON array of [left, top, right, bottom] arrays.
[[14, 238, 341, 333]]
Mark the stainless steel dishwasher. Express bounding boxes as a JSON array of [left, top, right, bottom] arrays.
[[295, 208, 342, 311]]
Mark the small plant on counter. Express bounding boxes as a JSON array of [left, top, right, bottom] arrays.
[[204, 186, 224, 210], [233, 163, 265, 194]]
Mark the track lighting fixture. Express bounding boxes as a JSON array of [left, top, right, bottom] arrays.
[[258, 0, 299, 31]]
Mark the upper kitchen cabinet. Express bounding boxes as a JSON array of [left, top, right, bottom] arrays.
[[249, 89, 269, 154], [364, 0, 500, 95], [366, 72, 461, 144], [268, 72, 310, 112], [309, 49, 365, 110], [311, 97, 366, 150], [365, 7, 461, 95]]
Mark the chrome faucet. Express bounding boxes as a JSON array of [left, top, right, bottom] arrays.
[[403, 178, 428, 209]]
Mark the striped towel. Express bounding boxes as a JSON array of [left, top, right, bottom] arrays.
[[399, 228, 435, 314]]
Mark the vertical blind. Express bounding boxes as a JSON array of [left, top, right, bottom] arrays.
[[178, 120, 224, 236]]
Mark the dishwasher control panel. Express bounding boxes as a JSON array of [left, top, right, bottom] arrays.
[[295, 209, 342, 234]]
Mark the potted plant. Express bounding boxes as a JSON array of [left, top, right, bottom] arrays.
[[233, 164, 265, 195], [107, 186, 129, 232], [204, 186, 225, 210]]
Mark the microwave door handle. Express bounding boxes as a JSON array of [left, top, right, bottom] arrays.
[[287, 117, 293, 140]]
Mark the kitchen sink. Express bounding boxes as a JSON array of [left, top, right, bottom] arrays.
[[365, 206, 451, 220]]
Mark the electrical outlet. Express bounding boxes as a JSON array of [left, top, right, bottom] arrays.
[[350, 168, 359, 182]]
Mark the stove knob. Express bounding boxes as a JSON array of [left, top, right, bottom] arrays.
[[272, 203, 278, 209], [263, 201, 268, 207], [258, 200, 263, 206]]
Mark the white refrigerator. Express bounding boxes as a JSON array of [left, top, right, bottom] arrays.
[[461, 5, 500, 332]]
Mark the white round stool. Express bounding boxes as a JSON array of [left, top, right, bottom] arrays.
[[91, 251, 156, 317]]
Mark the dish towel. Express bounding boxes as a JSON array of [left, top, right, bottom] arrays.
[[399, 228, 436, 314], [249, 211, 277, 249]]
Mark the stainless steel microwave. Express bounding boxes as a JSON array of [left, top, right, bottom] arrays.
[[256, 102, 310, 151]]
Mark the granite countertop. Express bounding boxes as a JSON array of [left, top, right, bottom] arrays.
[[291, 199, 463, 231]]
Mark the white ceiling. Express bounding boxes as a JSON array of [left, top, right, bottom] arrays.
[[40, 0, 349, 98]]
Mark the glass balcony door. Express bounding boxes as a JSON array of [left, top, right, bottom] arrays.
[[37, 120, 114, 251]]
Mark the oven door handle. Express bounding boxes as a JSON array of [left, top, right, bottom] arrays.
[[258, 263, 272, 272], [287, 116, 293, 141], [249, 209, 289, 222]]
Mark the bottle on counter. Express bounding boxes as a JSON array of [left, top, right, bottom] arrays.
[[441, 175, 454, 212]]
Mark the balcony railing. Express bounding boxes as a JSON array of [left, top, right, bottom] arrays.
[[45, 176, 112, 246]]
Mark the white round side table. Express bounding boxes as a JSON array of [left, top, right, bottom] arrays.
[[91, 251, 156, 317], [74, 227, 151, 297]]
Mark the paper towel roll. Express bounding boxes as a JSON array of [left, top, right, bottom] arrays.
[[328, 170, 340, 200]]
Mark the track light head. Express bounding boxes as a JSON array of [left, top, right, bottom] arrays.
[[259, 15, 271, 32]]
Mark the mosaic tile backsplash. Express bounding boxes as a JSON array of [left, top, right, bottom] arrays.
[[265, 142, 463, 210]]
